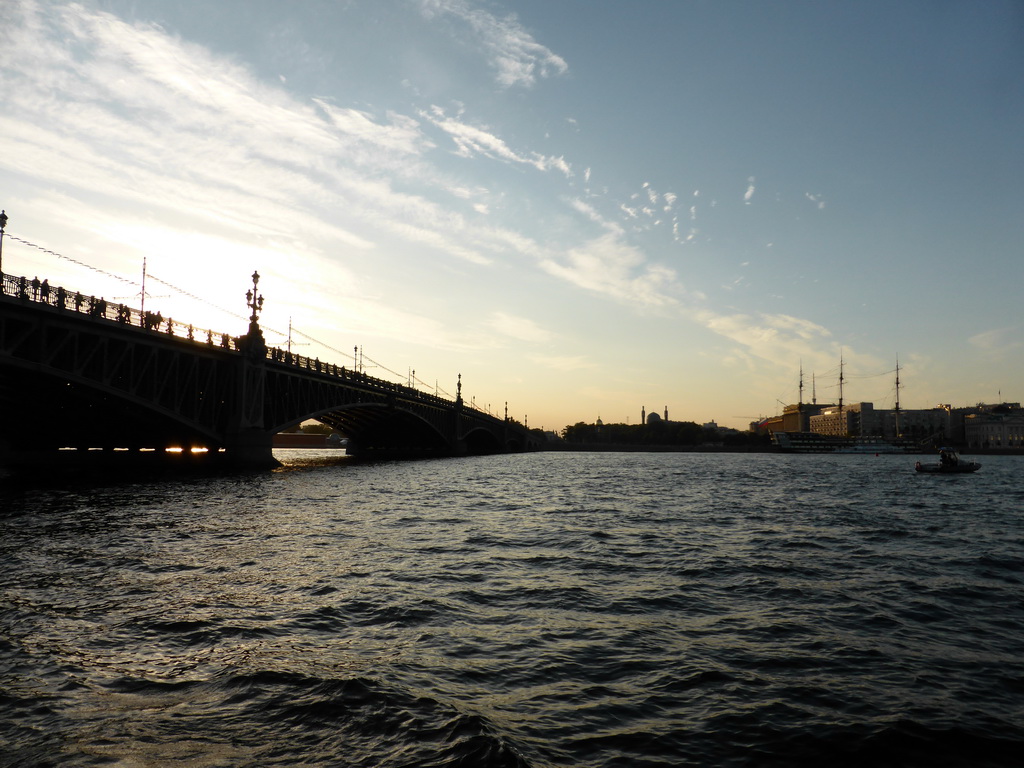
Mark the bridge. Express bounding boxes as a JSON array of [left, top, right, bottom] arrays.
[[0, 271, 540, 468]]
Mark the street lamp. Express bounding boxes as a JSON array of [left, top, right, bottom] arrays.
[[0, 210, 8, 276], [246, 270, 264, 325], [242, 270, 267, 358]]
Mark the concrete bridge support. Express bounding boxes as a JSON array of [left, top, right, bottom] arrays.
[[223, 326, 278, 467]]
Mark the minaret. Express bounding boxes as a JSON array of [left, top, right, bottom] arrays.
[[664, 406, 668, 421], [641, 405, 646, 424]]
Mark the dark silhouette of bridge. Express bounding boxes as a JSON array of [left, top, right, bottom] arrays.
[[0, 271, 539, 468]]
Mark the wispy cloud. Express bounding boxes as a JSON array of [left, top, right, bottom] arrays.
[[422, 106, 572, 175], [693, 308, 840, 369], [313, 101, 432, 157], [0, 1, 563, 271], [744, 176, 756, 204], [700, 310, 829, 346], [566, 197, 623, 234], [539, 232, 681, 308], [805, 192, 826, 209], [488, 312, 553, 343], [969, 326, 1022, 353], [415, 0, 568, 88]]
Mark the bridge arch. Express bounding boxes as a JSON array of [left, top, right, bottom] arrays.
[[287, 403, 452, 459], [462, 426, 504, 456]]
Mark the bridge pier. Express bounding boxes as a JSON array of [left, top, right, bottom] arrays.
[[224, 292, 279, 467], [223, 429, 279, 468]]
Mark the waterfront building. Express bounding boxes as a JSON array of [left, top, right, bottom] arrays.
[[808, 402, 951, 440], [780, 402, 835, 432], [771, 400, 1022, 447], [964, 407, 1024, 449]]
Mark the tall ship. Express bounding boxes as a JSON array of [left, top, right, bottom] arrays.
[[770, 358, 914, 453]]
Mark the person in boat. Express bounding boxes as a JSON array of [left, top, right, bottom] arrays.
[[939, 449, 958, 468]]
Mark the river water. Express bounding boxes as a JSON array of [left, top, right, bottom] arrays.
[[2, 450, 1022, 767]]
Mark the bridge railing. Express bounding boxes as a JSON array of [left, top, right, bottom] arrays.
[[1, 271, 239, 349], [266, 346, 460, 411], [1, 271, 486, 417]]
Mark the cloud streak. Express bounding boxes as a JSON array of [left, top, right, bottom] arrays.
[[422, 106, 572, 176], [0, 1, 567, 271], [488, 312, 553, 343], [540, 232, 681, 308], [415, 0, 568, 88]]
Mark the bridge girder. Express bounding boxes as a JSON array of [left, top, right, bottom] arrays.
[[0, 303, 234, 450], [1, 285, 538, 465]]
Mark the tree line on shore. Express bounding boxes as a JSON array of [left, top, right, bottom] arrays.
[[292, 417, 770, 449], [560, 420, 769, 448]]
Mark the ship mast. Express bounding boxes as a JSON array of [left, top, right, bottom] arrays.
[[838, 353, 845, 435], [798, 362, 804, 431], [838, 354, 844, 412], [894, 357, 901, 439]]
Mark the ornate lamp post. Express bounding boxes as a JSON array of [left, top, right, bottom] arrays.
[[246, 271, 264, 328], [0, 210, 8, 275], [243, 270, 266, 357]]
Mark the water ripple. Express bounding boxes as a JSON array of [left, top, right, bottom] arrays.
[[2, 451, 1023, 766]]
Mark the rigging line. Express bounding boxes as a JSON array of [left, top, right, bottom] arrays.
[[411, 373, 452, 399], [271, 326, 429, 390], [145, 273, 251, 323], [285, 327, 357, 364], [12, 230, 452, 391], [361, 354, 405, 381], [145, 273, 285, 343], [5, 235, 140, 287], [846, 368, 898, 379], [3, 234, 241, 323], [285, 330, 395, 382]]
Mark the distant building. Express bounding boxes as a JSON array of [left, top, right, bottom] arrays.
[[808, 402, 950, 440], [641, 405, 670, 425], [964, 405, 1024, 449], [772, 400, 1024, 446], [781, 402, 836, 432]]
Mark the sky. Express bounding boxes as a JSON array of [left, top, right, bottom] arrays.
[[2, 0, 1023, 432]]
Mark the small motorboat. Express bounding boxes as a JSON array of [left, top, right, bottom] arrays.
[[915, 448, 981, 474]]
